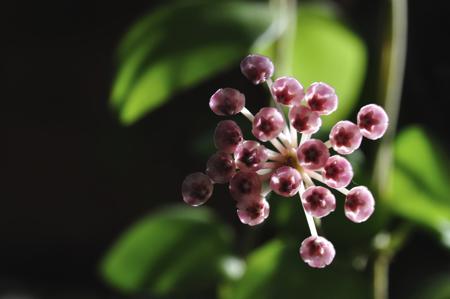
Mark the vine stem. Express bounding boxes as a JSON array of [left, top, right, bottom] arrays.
[[372, 0, 408, 194], [372, 0, 408, 298], [265, 0, 298, 148], [373, 224, 412, 299], [274, 0, 297, 76], [374, 254, 390, 299]]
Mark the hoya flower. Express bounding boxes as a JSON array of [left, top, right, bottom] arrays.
[[271, 76, 305, 106], [300, 236, 336, 268], [297, 139, 330, 170], [301, 186, 336, 218], [234, 141, 268, 172], [329, 120, 362, 155], [289, 105, 321, 134], [345, 186, 375, 223], [237, 197, 270, 226], [240, 54, 274, 85], [270, 166, 302, 197], [182, 54, 388, 268]]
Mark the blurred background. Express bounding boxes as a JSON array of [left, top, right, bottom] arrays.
[[2, 0, 449, 298]]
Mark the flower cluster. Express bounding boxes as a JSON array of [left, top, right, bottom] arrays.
[[181, 54, 388, 268]]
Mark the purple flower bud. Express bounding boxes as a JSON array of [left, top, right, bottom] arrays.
[[329, 120, 363, 155], [301, 186, 336, 218], [234, 140, 268, 172], [214, 120, 243, 154], [345, 186, 375, 223], [209, 88, 245, 116], [305, 82, 338, 115], [289, 105, 322, 134], [323, 155, 353, 188], [206, 152, 236, 184], [236, 197, 270, 226], [357, 104, 389, 140], [271, 76, 305, 106], [297, 139, 330, 170], [299, 236, 335, 268], [270, 166, 302, 197], [240, 54, 274, 85], [252, 107, 285, 141], [182, 172, 214, 206], [229, 171, 262, 202]]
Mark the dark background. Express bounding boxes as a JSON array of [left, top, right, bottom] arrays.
[[2, 0, 449, 298]]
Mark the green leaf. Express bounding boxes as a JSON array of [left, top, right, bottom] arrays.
[[413, 275, 450, 299], [387, 126, 450, 246], [296, 5, 367, 128], [222, 239, 369, 299], [111, 1, 274, 125], [265, 4, 367, 128], [101, 205, 233, 296]]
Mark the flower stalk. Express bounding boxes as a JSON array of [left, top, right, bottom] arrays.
[[372, 0, 408, 298]]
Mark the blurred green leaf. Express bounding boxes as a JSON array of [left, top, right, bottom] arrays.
[[295, 5, 367, 128], [261, 4, 367, 128], [387, 126, 450, 246], [413, 275, 450, 299], [101, 205, 233, 296], [111, 1, 274, 125], [394, 126, 449, 200], [222, 239, 369, 299]]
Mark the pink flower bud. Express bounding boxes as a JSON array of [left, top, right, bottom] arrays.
[[289, 105, 322, 134], [329, 120, 363, 155], [270, 166, 302, 197], [236, 197, 270, 226], [206, 152, 236, 184], [234, 140, 268, 172], [357, 104, 389, 140], [305, 82, 338, 115], [297, 139, 330, 170], [214, 120, 243, 154], [345, 186, 375, 223], [300, 236, 335, 268], [182, 172, 214, 206], [323, 155, 353, 188], [301, 186, 336, 218], [229, 171, 262, 202], [252, 107, 285, 141], [271, 76, 305, 106], [209, 88, 245, 116], [240, 54, 274, 85]]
